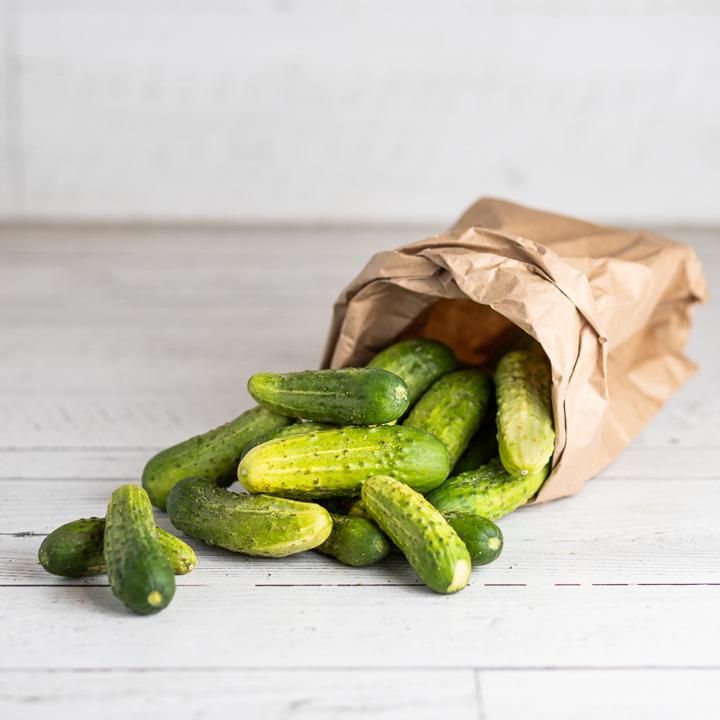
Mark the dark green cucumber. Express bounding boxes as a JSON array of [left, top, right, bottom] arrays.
[[362, 475, 471, 594], [315, 513, 390, 567], [142, 406, 290, 510], [404, 369, 492, 467], [166, 477, 332, 557], [452, 422, 499, 474], [443, 512, 503, 565], [495, 350, 555, 477], [426, 459, 549, 520], [241, 421, 335, 459], [367, 339, 457, 406], [239, 425, 450, 499], [104, 484, 175, 614], [248, 368, 409, 425], [38, 517, 196, 577]]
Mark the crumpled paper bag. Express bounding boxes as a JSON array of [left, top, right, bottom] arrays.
[[321, 198, 707, 503]]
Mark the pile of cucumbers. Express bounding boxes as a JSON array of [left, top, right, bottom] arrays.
[[38, 339, 555, 612]]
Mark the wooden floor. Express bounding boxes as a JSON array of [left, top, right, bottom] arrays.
[[0, 224, 718, 719]]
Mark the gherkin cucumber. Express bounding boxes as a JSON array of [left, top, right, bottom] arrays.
[[367, 339, 457, 406], [241, 421, 335, 459], [404, 369, 492, 467], [316, 513, 390, 567], [248, 368, 409, 425], [443, 512, 503, 565], [167, 477, 332, 557], [238, 425, 450, 499], [142, 406, 290, 510], [495, 350, 555, 477], [38, 517, 196, 577], [362, 475, 471, 594], [104, 484, 175, 615], [426, 459, 549, 521], [453, 422, 498, 474]]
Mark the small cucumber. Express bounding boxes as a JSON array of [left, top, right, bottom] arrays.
[[38, 517, 196, 577], [166, 477, 332, 557], [241, 421, 335, 459], [453, 422, 499, 474], [362, 475, 471, 594], [248, 368, 409, 425], [426, 459, 549, 521], [142, 406, 290, 510], [368, 339, 457, 406], [104, 484, 175, 615], [404, 369, 492, 467], [443, 512, 503, 565], [315, 513, 390, 567], [495, 350, 555, 477], [239, 425, 450, 499]]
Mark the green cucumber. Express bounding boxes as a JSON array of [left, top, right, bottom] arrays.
[[315, 513, 390, 567], [495, 350, 555, 477], [142, 406, 290, 510], [238, 425, 450, 499], [362, 475, 471, 594], [453, 422, 498, 474], [166, 477, 332, 557], [104, 484, 175, 615], [404, 369, 492, 467], [348, 499, 370, 518], [443, 512, 503, 565], [248, 368, 409, 425], [367, 339, 457, 406], [38, 517, 196, 577], [426, 459, 549, 520], [241, 421, 335, 459]]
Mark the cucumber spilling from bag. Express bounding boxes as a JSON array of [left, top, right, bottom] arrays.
[[367, 339, 457, 406], [361, 475, 471, 594], [316, 513, 390, 567], [452, 423, 499, 475], [443, 512, 503, 565], [248, 368, 409, 425], [403, 369, 492, 467], [495, 350, 555, 477], [38, 517, 196, 577], [142, 405, 290, 510], [166, 477, 332, 557], [238, 425, 450, 498], [104, 484, 175, 615], [426, 458, 549, 521], [241, 421, 335, 459]]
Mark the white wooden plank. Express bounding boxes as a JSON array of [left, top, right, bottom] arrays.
[[0, 668, 478, 720]]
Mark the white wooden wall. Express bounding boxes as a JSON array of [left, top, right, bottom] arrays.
[[1, 1, 719, 224]]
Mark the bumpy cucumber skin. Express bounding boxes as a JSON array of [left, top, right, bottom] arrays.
[[404, 369, 492, 467], [426, 459, 549, 521], [362, 475, 471, 594], [495, 350, 555, 477], [453, 425, 498, 475], [166, 477, 332, 557], [104, 485, 175, 615], [248, 368, 409, 425], [38, 517, 196, 577], [316, 513, 390, 567], [239, 425, 450, 499], [241, 421, 335, 459], [367, 339, 457, 406], [443, 512, 503, 565], [142, 406, 290, 510]]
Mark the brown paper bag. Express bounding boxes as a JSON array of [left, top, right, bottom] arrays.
[[321, 198, 707, 504]]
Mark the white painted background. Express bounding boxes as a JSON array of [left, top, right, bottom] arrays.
[[1, 0, 719, 224]]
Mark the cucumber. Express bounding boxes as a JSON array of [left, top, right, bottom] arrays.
[[495, 350, 555, 477], [426, 459, 549, 521], [238, 425, 450, 499], [443, 512, 503, 565], [104, 484, 175, 615], [452, 422, 498, 474], [315, 513, 390, 567], [367, 339, 457, 406], [38, 517, 196, 577], [142, 405, 290, 510], [362, 475, 471, 594], [348, 499, 370, 518], [248, 368, 409, 425], [241, 421, 335, 459], [166, 477, 332, 557], [403, 369, 492, 467]]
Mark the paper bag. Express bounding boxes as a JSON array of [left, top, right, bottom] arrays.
[[321, 198, 707, 503]]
